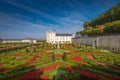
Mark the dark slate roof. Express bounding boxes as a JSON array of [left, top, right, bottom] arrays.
[[24, 38, 35, 40], [56, 33, 73, 36]]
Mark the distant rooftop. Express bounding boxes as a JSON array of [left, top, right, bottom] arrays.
[[56, 33, 73, 36], [2, 39, 23, 41], [2, 38, 36, 41]]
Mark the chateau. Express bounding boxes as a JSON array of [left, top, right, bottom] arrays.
[[46, 31, 74, 44]]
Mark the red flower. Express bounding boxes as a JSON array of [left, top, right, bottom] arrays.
[[0, 68, 11, 73], [40, 75, 49, 80], [81, 70, 99, 79], [64, 78, 72, 80], [86, 52, 93, 54], [70, 56, 83, 63], [46, 52, 53, 55], [41, 64, 60, 71], [23, 64, 60, 80], [103, 74, 120, 80], [55, 54, 62, 58], [39, 51, 44, 54], [65, 66, 80, 72]]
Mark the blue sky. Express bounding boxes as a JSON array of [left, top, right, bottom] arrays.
[[0, 0, 120, 39]]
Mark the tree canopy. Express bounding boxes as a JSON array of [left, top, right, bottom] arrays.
[[77, 2, 120, 36], [89, 2, 120, 27]]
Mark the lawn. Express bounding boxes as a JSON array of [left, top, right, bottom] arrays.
[[0, 43, 120, 80]]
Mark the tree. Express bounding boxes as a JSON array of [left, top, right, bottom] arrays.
[[51, 53, 55, 61], [26, 47, 30, 53], [83, 21, 91, 29], [104, 20, 120, 33], [77, 2, 120, 36], [62, 53, 67, 61]]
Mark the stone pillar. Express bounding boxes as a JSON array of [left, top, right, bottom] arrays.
[[93, 37, 99, 48], [96, 37, 99, 47], [92, 39, 95, 48]]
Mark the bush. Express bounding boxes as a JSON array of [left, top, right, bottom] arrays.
[[51, 53, 55, 61], [26, 48, 30, 53], [62, 53, 67, 62]]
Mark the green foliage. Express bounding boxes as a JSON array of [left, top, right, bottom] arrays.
[[25, 48, 30, 53], [33, 48, 37, 52], [77, 2, 120, 36], [53, 66, 81, 80], [51, 53, 55, 61], [62, 53, 67, 62], [53, 66, 68, 80], [104, 20, 120, 33], [89, 2, 120, 27], [83, 21, 91, 29], [78, 20, 120, 36]]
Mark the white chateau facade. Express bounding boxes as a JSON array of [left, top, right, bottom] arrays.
[[46, 31, 74, 44]]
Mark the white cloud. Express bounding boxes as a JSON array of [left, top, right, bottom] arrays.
[[0, 11, 85, 39]]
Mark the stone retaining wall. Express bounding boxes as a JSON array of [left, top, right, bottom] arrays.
[[72, 35, 120, 53]]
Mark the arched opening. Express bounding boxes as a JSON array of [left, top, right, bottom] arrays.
[[93, 40, 97, 48]]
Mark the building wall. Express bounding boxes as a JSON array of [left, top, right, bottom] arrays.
[[2, 41, 22, 43], [46, 31, 73, 44], [22, 40, 31, 43], [72, 35, 120, 52], [2, 39, 36, 44], [46, 31, 56, 43]]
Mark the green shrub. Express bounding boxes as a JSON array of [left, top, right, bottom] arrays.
[[62, 53, 67, 62], [51, 53, 55, 61]]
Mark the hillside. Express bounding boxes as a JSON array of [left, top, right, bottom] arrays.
[[77, 20, 120, 36], [77, 2, 120, 36], [89, 2, 120, 27]]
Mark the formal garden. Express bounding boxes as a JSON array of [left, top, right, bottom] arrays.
[[0, 43, 120, 80]]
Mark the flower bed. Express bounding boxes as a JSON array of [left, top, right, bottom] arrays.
[[23, 69, 42, 80], [87, 55, 95, 60], [46, 51, 53, 55], [40, 75, 49, 80], [81, 70, 99, 80], [39, 50, 44, 54], [30, 54, 42, 60], [55, 54, 62, 58], [25, 61, 39, 66], [23, 64, 60, 79], [16, 53, 26, 56], [65, 66, 80, 72], [70, 56, 83, 63], [65, 52, 73, 55], [41, 64, 60, 71], [102, 74, 120, 80], [114, 68, 120, 71], [0, 63, 6, 66], [65, 66, 100, 80], [64, 78, 72, 80], [86, 52, 93, 54], [73, 50, 79, 53], [0, 68, 12, 73]]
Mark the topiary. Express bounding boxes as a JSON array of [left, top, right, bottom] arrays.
[[51, 53, 55, 61]]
